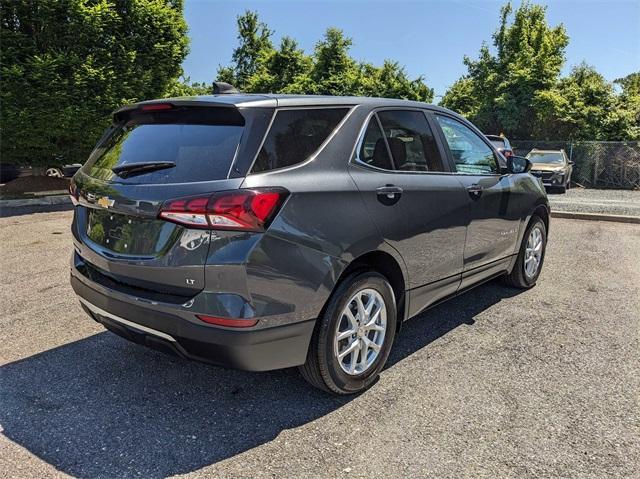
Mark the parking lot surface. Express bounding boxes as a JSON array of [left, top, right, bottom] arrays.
[[1, 211, 639, 478], [548, 188, 640, 217]]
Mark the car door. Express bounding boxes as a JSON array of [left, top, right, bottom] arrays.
[[432, 113, 522, 287], [348, 109, 470, 315]]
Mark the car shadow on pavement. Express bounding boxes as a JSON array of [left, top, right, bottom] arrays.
[[0, 281, 521, 478]]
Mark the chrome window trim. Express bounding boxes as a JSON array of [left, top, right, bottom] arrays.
[[349, 106, 456, 176], [246, 105, 357, 177]]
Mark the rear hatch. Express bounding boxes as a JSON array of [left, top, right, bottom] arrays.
[[72, 102, 270, 299]]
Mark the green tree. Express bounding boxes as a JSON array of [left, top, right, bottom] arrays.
[[615, 72, 640, 96], [217, 12, 432, 102], [164, 76, 212, 97], [216, 10, 273, 89], [442, 1, 568, 138], [1, 0, 189, 166], [536, 63, 621, 140], [246, 36, 312, 93], [613, 72, 640, 140]]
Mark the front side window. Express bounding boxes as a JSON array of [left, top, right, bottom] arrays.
[[436, 115, 498, 174], [377, 110, 446, 172], [252, 108, 349, 173]]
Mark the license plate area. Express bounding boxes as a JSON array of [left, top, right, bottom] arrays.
[[86, 208, 180, 256]]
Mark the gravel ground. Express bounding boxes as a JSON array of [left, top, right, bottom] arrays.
[[548, 188, 640, 217], [1, 211, 639, 478]]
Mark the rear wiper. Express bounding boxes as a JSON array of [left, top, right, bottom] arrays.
[[112, 161, 176, 179]]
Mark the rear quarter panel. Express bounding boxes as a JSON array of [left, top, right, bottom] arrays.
[[238, 106, 408, 323]]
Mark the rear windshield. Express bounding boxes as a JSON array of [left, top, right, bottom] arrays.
[[84, 107, 244, 184], [251, 108, 349, 173], [490, 139, 506, 149]]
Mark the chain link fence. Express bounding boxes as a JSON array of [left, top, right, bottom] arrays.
[[511, 141, 640, 189]]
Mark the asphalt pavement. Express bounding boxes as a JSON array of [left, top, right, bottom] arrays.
[[1, 211, 639, 478], [548, 188, 640, 217]]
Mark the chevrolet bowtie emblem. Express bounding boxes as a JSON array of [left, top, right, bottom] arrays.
[[97, 196, 115, 209]]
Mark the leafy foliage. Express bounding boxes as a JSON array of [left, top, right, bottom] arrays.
[[1, 0, 189, 166], [216, 12, 433, 102], [442, 1, 638, 140]]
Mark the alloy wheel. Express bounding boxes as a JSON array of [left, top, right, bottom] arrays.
[[524, 226, 543, 278], [334, 288, 387, 376]]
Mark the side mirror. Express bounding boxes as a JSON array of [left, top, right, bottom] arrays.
[[507, 155, 531, 174]]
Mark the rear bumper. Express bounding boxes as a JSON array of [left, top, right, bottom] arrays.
[[71, 274, 315, 372]]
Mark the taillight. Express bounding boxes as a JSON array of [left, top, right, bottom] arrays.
[[504, 150, 514, 158], [159, 188, 288, 231]]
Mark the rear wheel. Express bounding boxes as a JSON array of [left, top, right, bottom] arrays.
[[299, 271, 397, 394], [503, 216, 547, 289]]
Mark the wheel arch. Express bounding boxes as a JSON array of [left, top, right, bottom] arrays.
[[533, 202, 550, 236], [329, 249, 409, 331]]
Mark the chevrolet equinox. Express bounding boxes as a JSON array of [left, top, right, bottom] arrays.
[[70, 94, 549, 394]]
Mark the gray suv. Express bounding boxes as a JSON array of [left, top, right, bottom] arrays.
[[70, 94, 549, 394]]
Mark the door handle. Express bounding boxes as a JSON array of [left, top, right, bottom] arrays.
[[466, 183, 483, 199], [376, 185, 403, 197], [376, 185, 403, 205]]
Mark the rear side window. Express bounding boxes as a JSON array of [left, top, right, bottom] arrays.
[[85, 107, 244, 184], [377, 110, 446, 172], [358, 118, 394, 170], [251, 108, 348, 173]]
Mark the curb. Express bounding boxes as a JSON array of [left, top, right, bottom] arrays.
[[551, 210, 640, 224], [0, 195, 71, 209]]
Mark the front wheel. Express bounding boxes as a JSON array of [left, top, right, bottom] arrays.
[[299, 271, 397, 395], [503, 216, 547, 289]]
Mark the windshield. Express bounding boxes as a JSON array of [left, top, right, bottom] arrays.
[[84, 108, 244, 184], [527, 152, 565, 164]]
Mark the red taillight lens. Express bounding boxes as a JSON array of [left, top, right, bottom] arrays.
[[504, 150, 514, 158], [140, 103, 173, 111], [196, 315, 258, 328], [159, 188, 288, 231]]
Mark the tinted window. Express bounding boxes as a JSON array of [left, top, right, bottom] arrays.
[[358, 117, 393, 170], [377, 111, 445, 172], [85, 108, 243, 184], [252, 108, 348, 173], [436, 116, 498, 174]]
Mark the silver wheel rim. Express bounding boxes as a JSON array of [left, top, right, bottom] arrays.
[[46, 168, 63, 178], [334, 288, 387, 376], [524, 226, 543, 278]]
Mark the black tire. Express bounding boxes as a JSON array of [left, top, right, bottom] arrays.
[[503, 216, 547, 289], [299, 271, 397, 395]]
